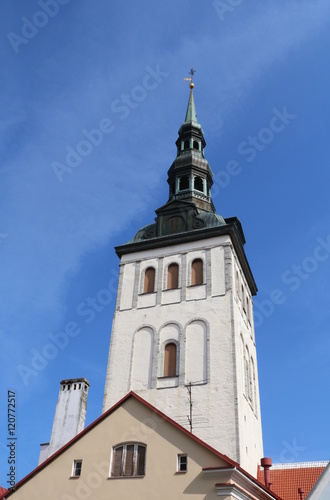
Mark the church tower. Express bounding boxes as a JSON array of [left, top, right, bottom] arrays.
[[103, 82, 263, 476]]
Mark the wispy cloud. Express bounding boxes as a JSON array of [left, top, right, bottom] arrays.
[[1, 0, 330, 380]]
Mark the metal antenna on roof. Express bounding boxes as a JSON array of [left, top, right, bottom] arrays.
[[187, 382, 193, 433]]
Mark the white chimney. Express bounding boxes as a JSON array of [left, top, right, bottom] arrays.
[[38, 378, 90, 464]]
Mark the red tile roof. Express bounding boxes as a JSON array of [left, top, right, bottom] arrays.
[[257, 462, 328, 500]]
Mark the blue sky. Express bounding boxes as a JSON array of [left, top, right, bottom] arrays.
[[1, 0, 330, 485]]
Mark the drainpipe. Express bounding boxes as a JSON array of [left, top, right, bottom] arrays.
[[260, 457, 272, 490]]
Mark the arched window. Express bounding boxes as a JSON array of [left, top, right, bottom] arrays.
[[245, 347, 249, 397], [184, 140, 190, 150], [111, 444, 146, 477], [241, 285, 246, 312], [247, 352, 253, 402], [240, 334, 245, 392], [143, 267, 155, 293], [179, 176, 189, 191], [235, 271, 240, 297], [194, 176, 204, 192], [164, 343, 177, 377], [191, 259, 203, 286], [251, 358, 257, 413], [193, 140, 199, 150], [167, 263, 179, 290]]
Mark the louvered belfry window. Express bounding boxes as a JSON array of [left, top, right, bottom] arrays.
[[164, 343, 177, 377], [191, 259, 203, 286], [111, 444, 146, 477]]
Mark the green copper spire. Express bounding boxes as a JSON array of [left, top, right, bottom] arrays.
[[184, 86, 198, 124]]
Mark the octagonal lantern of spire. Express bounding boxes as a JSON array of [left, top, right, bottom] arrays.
[[167, 84, 214, 213]]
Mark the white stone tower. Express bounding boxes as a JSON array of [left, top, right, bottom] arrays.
[[39, 378, 90, 463], [103, 83, 263, 476]]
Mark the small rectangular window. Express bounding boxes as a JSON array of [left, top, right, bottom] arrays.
[[72, 460, 82, 477], [177, 454, 187, 472]]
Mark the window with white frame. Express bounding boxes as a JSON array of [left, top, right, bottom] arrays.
[[72, 460, 82, 477], [177, 454, 187, 472], [111, 444, 146, 477]]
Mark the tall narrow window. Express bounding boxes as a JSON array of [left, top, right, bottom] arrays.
[[251, 358, 257, 413], [244, 347, 249, 397], [193, 140, 199, 150], [72, 460, 82, 477], [191, 259, 203, 286], [167, 263, 179, 289], [111, 444, 146, 477], [235, 271, 240, 297], [246, 349, 252, 402], [164, 343, 177, 377], [177, 454, 188, 472], [246, 297, 250, 322], [143, 267, 155, 293], [124, 445, 134, 476], [179, 176, 189, 191]]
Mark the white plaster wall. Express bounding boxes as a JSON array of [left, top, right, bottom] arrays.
[[185, 320, 207, 384], [131, 327, 153, 389], [211, 246, 226, 296], [120, 262, 135, 310], [231, 253, 264, 476], [103, 293, 238, 462], [103, 235, 263, 477]]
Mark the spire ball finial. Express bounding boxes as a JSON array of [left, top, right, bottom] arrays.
[[184, 69, 196, 89]]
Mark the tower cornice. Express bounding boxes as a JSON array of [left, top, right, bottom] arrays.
[[115, 217, 257, 296]]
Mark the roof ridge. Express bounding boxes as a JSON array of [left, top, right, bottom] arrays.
[[266, 461, 329, 470]]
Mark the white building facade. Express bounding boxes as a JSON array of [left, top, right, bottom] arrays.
[[103, 84, 263, 476]]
